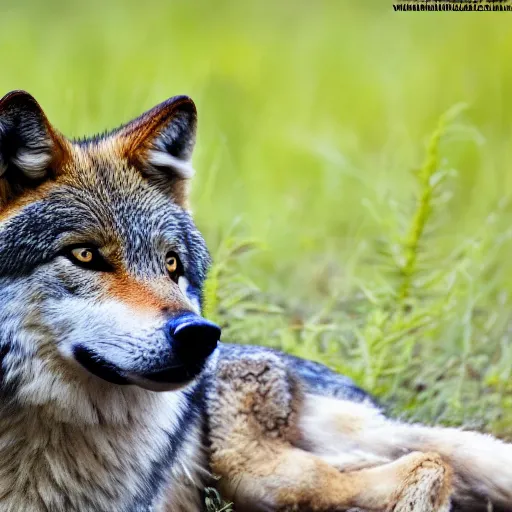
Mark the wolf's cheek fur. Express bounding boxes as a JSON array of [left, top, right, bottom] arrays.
[[35, 265, 202, 383], [43, 298, 170, 372], [0, 253, 207, 394]]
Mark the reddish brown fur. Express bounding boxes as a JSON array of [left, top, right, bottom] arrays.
[[115, 95, 196, 160], [0, 181, 57, 221], [103, 273, 189, 314]]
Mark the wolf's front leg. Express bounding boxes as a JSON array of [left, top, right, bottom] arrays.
[[205, 350, 452, 511], [297, 393, 512, 511], [212, 445, 451, 512]]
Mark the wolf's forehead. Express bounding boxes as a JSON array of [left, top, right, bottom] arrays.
[[59, 149, 182, 226], [53, 183, 187, 246], [2, 164, 187, 246]]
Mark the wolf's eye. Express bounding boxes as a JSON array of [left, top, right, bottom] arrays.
[[71, 248, 94, 263], [165, 251, 182, 281], [64, 245, 113, 272]]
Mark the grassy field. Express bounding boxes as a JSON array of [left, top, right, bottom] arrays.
[[2, 0, 512, 443]]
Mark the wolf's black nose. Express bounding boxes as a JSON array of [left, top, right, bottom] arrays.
[[168, 315, 220, 363]]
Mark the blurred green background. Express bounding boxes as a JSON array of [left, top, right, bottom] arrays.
[[2, 0, 512, 435]]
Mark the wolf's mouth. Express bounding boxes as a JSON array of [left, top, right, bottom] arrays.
[[73, 344, 211, 391], [73, 345, 131, 386], [127, 362, 207, 391], [137, 362, 205, 383], [71, 314, 220, 391]]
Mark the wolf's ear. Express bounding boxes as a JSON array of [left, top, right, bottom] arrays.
[[116, 95, 197, 207], [0, 90, 68, 206]]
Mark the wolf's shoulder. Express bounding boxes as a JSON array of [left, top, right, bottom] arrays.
[[208, 343, 375, 405]]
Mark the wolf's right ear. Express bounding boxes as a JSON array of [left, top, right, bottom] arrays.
[[0, 90, 69, 206]]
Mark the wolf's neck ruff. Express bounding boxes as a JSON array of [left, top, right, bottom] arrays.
[[0, 379, 206, 511]]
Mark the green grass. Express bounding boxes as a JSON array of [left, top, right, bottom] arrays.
[[2, 1, 512, 506]]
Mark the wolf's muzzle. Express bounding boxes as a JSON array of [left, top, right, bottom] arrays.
[[73, 313, 221, 392]]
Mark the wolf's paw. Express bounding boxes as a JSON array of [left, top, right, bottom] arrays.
[[390, 452, 453, 512]]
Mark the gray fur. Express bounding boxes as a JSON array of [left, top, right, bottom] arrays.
[[0, 91, 511, 512]]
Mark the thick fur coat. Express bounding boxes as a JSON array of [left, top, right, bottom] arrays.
[[0, 90, 511, 512]]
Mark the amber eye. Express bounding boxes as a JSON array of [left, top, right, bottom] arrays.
[[63, 245, 113, 272], [165, 252, 181, 279], [71, 247, 94, 264]]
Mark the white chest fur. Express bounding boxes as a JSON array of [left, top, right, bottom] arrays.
[[0, 390, 206, 512]]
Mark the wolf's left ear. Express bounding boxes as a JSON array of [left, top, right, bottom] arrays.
[[0, 90, 69, 206], [116, 95, 197, 207]]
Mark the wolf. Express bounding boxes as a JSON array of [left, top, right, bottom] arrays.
[[0, 89, 510, 512]]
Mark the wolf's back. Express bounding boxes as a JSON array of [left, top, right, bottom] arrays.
[[213, 342, 373, 403]]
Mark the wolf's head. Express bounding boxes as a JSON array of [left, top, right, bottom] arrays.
[[0, 91, 220, 420]]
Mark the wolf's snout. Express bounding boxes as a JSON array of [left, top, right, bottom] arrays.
[[71, 313, 220, 392], [168, 315, 220, 363]]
